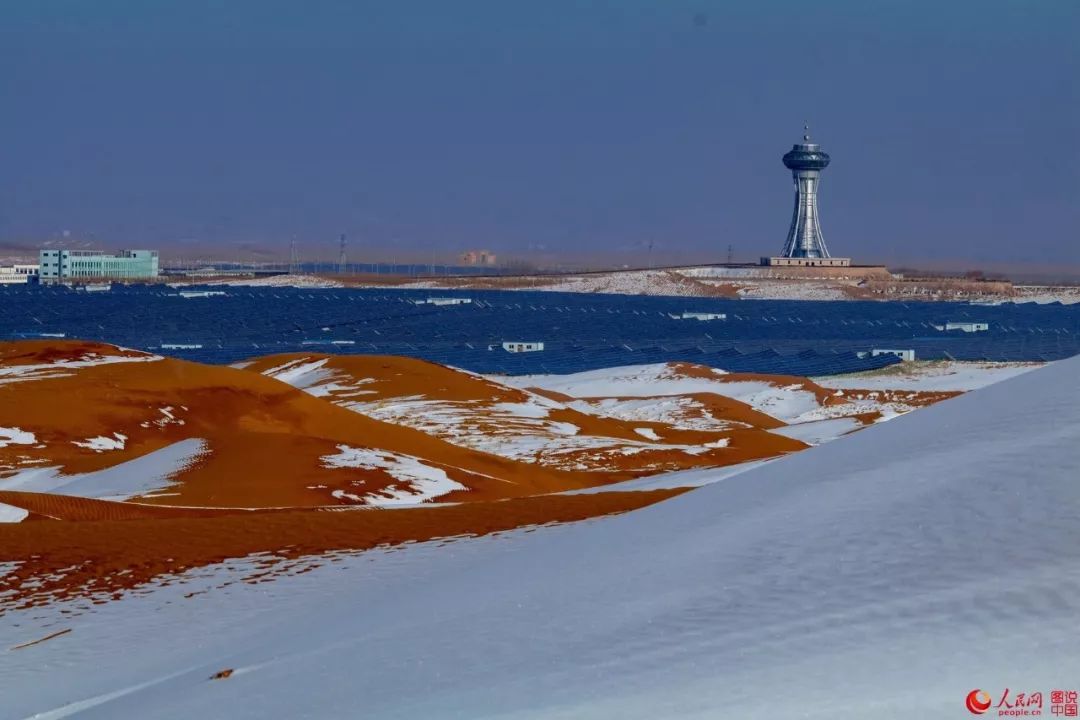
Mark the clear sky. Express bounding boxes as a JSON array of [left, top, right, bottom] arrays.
[[1, 1, 1077, 269]]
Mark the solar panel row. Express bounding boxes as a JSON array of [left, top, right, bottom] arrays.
[[1, 284, 1076, 376]]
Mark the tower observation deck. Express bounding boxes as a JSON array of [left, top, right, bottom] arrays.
[[762, 126, 850, 268]]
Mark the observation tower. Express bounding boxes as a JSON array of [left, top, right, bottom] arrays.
[[763, 126, 849, 267]]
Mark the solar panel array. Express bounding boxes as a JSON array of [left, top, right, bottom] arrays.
[[2, 284, 1077, 376]]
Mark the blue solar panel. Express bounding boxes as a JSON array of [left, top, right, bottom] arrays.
[[1, 283, 1077, 376]]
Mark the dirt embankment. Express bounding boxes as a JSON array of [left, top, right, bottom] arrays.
[[863, 278, 1014, 299], [306, 266, 1024, 302]]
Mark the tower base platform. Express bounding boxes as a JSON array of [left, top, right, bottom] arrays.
[[761, 257, 851, 268]]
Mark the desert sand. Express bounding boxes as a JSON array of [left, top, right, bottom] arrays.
[[0, 340, 983, 610]]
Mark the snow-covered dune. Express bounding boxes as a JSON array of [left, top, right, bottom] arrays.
[[2, 356, 1077, 719], [1, 341, 625, 509], [0, 438, 207, 502], [246, 353, 806, 473]]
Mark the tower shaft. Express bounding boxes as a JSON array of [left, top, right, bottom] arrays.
[[781, 170, 830, 259]]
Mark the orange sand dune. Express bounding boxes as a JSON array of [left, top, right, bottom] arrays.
[[0, 341, 964, 612], [1, 343, 952, 512], [0, 339, 151, 367], [243, 352, 527, 404], [528, 387, 787, 431], [0, 491, 272, 521], [1, 342, 626, 508], [668, 362, 958, 414], [0, 488, 686, 610], [245, 353, 806, 474], [524, 362, 956, 433]]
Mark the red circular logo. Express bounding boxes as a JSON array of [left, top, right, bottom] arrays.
[[966, 689, 992, 714]]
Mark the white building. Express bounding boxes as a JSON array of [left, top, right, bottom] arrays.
[[871, 348, 916, 362], [502, 341, 544, 353], [460, 250, 497, 266], [933, 322, 989, 333], [0, 264, 39, 284], [672, 312, 727, 321], [177, 290, 227, 298], [415, 297, 472, 306], [39, 249, 158, 282]]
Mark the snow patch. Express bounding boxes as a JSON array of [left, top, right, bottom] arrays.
[[140, 406, 186, 429], [0, 351, 163, 385], [0, 427, 36, 448], [770, 417, 862, 445], [0, 502, 29, 523], [72, 433, 128, 452], [813, 361, 1043, 392], [567, 458, 774, 493], [206, 274, 345, 288], [490, 401, 550, 419], [0, 438, 209, 500], [261, 359, 379, 399], [261, 358, 333, 388], [321, 445, 466, 506], [503, 365, 821, 424]]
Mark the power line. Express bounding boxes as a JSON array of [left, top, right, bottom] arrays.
[[289, 237, 300, 274]]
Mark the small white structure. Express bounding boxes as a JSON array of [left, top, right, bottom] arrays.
[[178, 290, 227, 298], [872, 348, 916, 362], [672, 312, 727, 321], [76, 283, 112, 293], [161, 343, 203, 350], [416, 297, 472, 306], [933, 322, 988, 333], [502, 341, 544, 353], [0, 264, 39, 284]]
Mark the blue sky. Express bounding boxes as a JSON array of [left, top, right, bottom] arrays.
[[1, 1, 1077, 268]]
